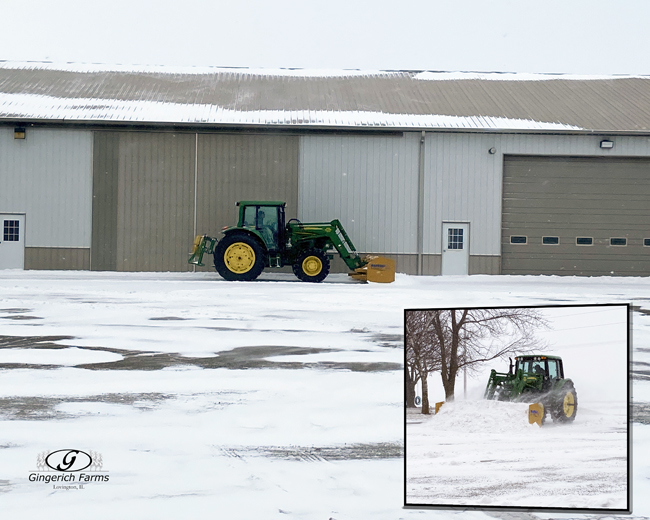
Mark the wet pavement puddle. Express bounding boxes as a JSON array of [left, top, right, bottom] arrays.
[[0, 335, 402, 372]]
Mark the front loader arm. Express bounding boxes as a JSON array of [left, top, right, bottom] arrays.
[[326, 219, 366, 270], [286, 218, 395, 283], [288, 219, 366, 270]]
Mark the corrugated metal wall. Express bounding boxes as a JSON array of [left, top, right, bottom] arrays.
[[194, 134, 299, 271], [424, 133, 502, 257], [300, 131, 650, 276], [92, 131, 196, 271], [115, 132, 196, 272], [0, 127, 92, 248], [422, 132, 650, 274], [299, 133, 420, 255], [91, 131, 299, 272], [7, 126, 650, 276], [0, 127, 93, 269], [26, 248, 90, 270], [299, 132, 506, 275], [92, 132, 119, 271]]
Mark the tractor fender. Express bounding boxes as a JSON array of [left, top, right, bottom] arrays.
[[222, 228, 268, 253], [550, 377, 574, 393]]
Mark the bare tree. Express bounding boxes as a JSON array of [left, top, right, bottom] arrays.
[[406, 308, 548, 407], [405, 365, 418, 409], [405, 311, 443, 414]]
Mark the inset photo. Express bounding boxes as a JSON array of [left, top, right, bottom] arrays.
[[404, 304, 630, 513]]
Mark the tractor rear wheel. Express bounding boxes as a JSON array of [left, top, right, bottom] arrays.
[[292, 248, 330, 283], [214, 233, 265, 281], [550, 382, 578, 423]]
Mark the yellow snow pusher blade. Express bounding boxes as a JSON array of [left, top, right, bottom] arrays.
[[188, 235, 206, 266], [190, 235, 203, 255], [348, 256, 396, 283], [528, 402, 545, 427]]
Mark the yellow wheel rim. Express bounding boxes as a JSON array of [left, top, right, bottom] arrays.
[[224, 243, 255, 274], [302, 256, 323, 277], [563, 392, 575, 417]]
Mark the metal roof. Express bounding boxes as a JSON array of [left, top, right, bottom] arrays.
[[1, 61, 649, 133]]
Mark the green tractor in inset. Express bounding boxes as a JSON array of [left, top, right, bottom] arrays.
[[188, 201, 395, 283], [484, 355, 577, 424]]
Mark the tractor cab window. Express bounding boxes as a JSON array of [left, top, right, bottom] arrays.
[[517, 359, 532, 374], [517, 358, 545, 376], [531, 360, 545, 376], [255, 206, 279, 251], [242, 206, 257, 228], [547, 359, 559, 379]]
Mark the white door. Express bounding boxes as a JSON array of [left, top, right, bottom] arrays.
[[0, 214, 25, 269], [441, 223, 469, 275]]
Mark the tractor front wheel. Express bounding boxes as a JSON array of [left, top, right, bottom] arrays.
[[293, 249, 330, 283], [550, 382, 578, 423], [214, 233, 265, 281]]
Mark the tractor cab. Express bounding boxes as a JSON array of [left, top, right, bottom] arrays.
[[514, 355, 564, 392], [237, 201, 286, 252]]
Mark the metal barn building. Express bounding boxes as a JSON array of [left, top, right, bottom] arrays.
[[1, 62, 650, 276]]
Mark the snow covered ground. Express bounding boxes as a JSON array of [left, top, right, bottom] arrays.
[[0, 270, 648, 520], [407, 400, 628, 510]]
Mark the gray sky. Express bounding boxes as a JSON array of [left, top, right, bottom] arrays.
[[1, 0, 648, 74]]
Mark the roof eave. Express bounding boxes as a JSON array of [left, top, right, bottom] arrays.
[[2, 117, 650, 137]]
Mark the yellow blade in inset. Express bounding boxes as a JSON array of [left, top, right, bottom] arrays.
[[528, 402, 544, 426]]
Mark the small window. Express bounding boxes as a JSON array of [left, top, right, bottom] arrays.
[[242, 206, 256, 227], [576, 237, 593, 246], [610, 237, 627, 246], [510, 236, 527, 245], [447, 228, 464, 250], [542, 236, 559, 245], [644, 238, 650, 247], [3, 220, 19, 242]]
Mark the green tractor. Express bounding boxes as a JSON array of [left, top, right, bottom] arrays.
[[484, 354, 578, 425], [188, 201, 395, 283]]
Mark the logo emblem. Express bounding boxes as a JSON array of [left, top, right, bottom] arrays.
[[45, 450, 92, 472]]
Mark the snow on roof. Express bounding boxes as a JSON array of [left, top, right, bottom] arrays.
[[0, 61, 649, 132], [2, 61, 645, 81], [413, 71, 649, 81], [0, 92, 580, 130], [0, 61, 397, 78]]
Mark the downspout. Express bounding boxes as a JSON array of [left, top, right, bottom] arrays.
[[89, 132, 94, 271], [417, 131, 425, 275], [193, 132, 199, 272]]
